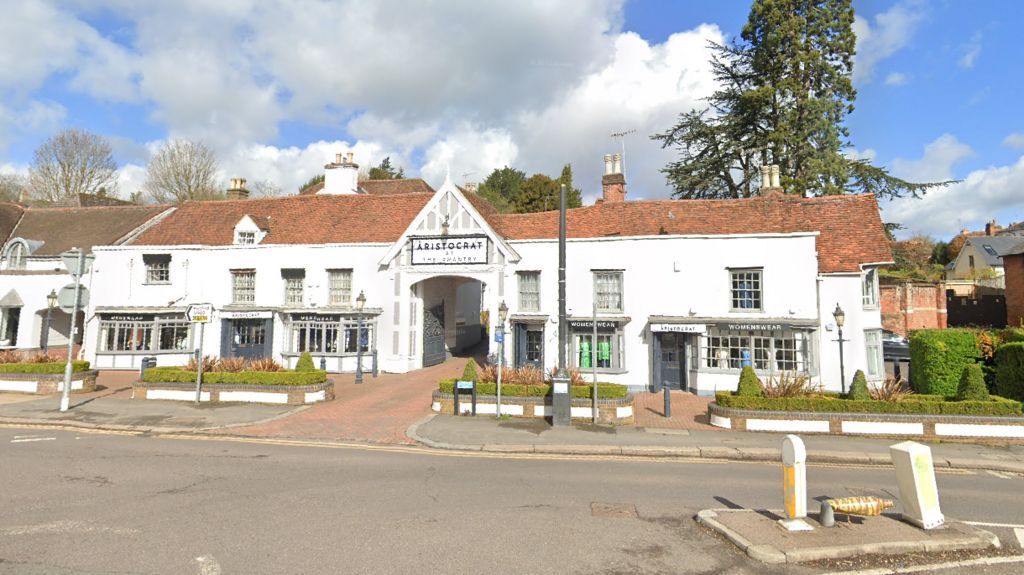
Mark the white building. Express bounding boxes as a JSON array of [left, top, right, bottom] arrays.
[[79, 155, 893, 394]]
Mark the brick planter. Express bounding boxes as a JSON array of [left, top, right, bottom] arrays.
[[709, 402, 1024, 440], [133, 380, 334, 405], [431, 390, 635, 424], [0, 370, 98, 394]]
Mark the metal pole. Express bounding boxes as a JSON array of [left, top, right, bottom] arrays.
[[496, 322, 503, 419], [42, 307, 52, 352], [355, 314, 364, 384], [60, 249, 85, 412], [551, 183, 571, 426], [193, 322, 205, 403], [592, 296, 597, 424], [838, 326, 846, 395]]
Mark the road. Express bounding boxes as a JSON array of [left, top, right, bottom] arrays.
[[1, 426, 1022, 574]]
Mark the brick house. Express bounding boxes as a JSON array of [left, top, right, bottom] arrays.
[[1004, 241, 1024, 328], [880, 278, 947, 337]]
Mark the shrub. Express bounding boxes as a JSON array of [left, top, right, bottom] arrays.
[[249, 358, 284, 372], [714, 392, 1023, 417], [869, 378, 912, 402], [28, 351, 61, 363], [995, 343, 1024, 401], [295, 352, 316, 372], [0, 350, 22, 364], [439, 379, 628, 399], [144, 367, 327, 386], [762, 371, 819, 398], [185, 355, 218, 373], [213, 357, 248, 373], [0, 361, 90, 374], [547, 366, 586, 385], [461, 358, 478, 382], [957, 364, 989, 401], [909, 329, 980, 396], [736, 366, 762, 397], [848, 370, 869, 400]]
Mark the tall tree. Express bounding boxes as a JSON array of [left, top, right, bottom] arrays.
[[143, 140, 221, 204], [477, 166, 525, 213], [654, 0, 948, 200], [513, 174, 562, 214], [366, 156, 404, 180], [556, 164, 583, 209], [0, 173, 28, 203], [29, 128, 119, 204]]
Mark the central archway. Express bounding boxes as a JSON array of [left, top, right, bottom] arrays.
[[412, 275, 487, 368]]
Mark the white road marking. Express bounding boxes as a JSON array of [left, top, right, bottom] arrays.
[[986, 470, 1011, 479], [195, 555, 222, 575], [963, 520, 1024, 529], [0, 520, 138, 536], [11, 436, 56, 443], [1015, 528, 1024, 547], [830, 554, 1024, 574]]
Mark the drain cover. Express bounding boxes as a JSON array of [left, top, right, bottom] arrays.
[[591, 502, 638, 519]]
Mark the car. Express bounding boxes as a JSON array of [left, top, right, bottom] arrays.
[[882, 330, 909, 345]]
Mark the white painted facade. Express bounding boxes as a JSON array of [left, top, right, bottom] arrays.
[[0, 255, 80, 353]]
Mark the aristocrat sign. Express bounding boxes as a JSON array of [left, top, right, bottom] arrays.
[[650, 323, 706, 334], [411, 235, 488, 265]]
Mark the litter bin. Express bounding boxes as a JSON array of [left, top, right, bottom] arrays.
[[139, 356, 157, 379]]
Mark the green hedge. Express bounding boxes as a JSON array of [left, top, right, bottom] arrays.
[[909, 329, 980, 396], [995, 343, 1024, 401], [0, 361, 90, 374], [714, 393, 1022, 417], [143, 367, 328, 386], [439, 378, 628, 399]]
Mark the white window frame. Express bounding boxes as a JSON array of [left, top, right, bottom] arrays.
[[701, 328, 814, 375], [98, 315, 192, 353], [569, 326, 625, 372], [236, 231, 256, 245], [593, 270, 623, 313], [283, 269, 305, 306], [4, 242, 26, 270], [328, 269, 353, 306], [862, 267, 879, 308], [864, 329, 883, 379], [231, 269, 256, 304], [287, 316, 375, 355], [729, 268, 763, 312], [518, 271, 540, 312], [143, 254, 171, 284]]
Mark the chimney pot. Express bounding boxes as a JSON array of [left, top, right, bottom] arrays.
[[335, 153, 343, 164], [346, 152, 354, 164], [770, 165, 781, 188], [226, 177, 249, 200], [603, 154, 612, 175], [612, 153, 622, 175], [760, 165, 771, 190]]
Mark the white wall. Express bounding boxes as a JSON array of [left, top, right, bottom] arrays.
[[817, 273, 884, 389]]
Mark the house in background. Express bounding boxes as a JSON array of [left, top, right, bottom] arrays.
[[1003, 241, 1024, 329]]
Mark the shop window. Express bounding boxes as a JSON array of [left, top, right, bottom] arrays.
[[703, 327, 811, 373], [143, 254, 171, 284], [288, 316, 374, 354], [518, 272, 540, 312], [571, 326, 624, 371], [0, 307, 21, 346], [98, 315, 191, 352], [594, 271, 623, 313], [328, 269, 352, 305], [730, 269, 762, 311], [231, 269, 256, 304], [282, 269, 305, 306], [865, 329, 883, 378], [862, 268, 878, 308]]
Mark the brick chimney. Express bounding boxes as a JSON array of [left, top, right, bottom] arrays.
[[985, 219, 1002, 236], [321, 152, 360, 195], [226, 178, 249, 200], [600, 153, 625, 204], [760, 165, 785, 197]]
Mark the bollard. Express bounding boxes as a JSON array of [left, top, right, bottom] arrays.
[[890, 441, 944, 529], [319, 357, 326, 371], [779, 435, 813, 531], [663, 384, 671, 418], [819, 500, 835, 527]]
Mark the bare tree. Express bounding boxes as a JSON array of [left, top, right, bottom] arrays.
[[143, 140, 222, 203], [29, 128, 119, 204], [247, 179, 284, 198], [0, 173, 28, 203]]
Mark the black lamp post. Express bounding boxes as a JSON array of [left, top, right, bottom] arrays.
[[42, 289, 57, 352], [833, 303, 848, 395], [496, 300, 508, 419], [355, 290, 366, 384]]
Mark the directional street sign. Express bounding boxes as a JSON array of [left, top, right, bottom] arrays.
[[57, 284, 89, 314], [61, 250, 95, 276], [186, 304, 214, 323]]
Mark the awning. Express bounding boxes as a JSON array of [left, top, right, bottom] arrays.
[[509, 314, 549, 325], [95, 306, 185, 314], [648, 315, 819, 331], [0, 289, 24, 308]]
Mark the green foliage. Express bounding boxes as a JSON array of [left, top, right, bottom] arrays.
[[461, 359, 478, 383], [557, 164, 583, 208], [995, 343, 1024, 401], [367, 156, 404, 180], [143, 367, 327, 386], [439, 379, 628, 399], [957, 364, 990, 401], [848, 370, 869, 400], [477, 166, 524, 212], [715, 393, 1022, 417], [736, 366, 762, 396], [0, 361, 90, 374], [514, 174, 563, 213], [476, 165, 583, 213], [909, 329, 980, 396], [295, 352, 316, 372], [654, 0, 949, 200], [298, 174, 324, 194]]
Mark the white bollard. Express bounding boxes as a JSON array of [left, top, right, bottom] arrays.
[[779, 435, 813, 531], [890, 441, 944, 529]]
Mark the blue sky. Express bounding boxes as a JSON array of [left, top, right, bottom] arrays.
[[1, 0, 1022, 240]]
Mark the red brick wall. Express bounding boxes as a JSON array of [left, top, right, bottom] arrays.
[[1006, 254, 1024, 328], [880, 281, 948, 336]]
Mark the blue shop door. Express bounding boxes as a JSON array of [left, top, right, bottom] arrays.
[[656, 332, 685, 391], [514, 324, 543, 369]]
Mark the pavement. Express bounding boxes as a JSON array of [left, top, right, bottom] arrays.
[[2, 358, 1024, 473]]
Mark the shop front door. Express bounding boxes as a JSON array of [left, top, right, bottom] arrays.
[[423, 304, 446, 367], [657, 332, 685, 391], [223, 318, 272, 360], [514, 323, 544, 369]]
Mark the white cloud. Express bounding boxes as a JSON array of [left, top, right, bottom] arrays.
[[891, 133, 973, 182], [884, 72, 908, 86], [846, 148, 878, 163], [959, 32, 982, 69], [1003, 133, 1024, 149], [853, 1, 927, 83]]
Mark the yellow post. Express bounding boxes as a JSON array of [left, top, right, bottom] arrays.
[[780, 435, 812, 531]]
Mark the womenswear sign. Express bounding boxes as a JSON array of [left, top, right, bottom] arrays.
[[410, 235, 488, 265]]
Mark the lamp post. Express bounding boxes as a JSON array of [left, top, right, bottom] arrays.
[[496, 300, 508, 419], [833, 303, 848, 395], [42, 289, 57, 352], [355, 290, 366, 384]]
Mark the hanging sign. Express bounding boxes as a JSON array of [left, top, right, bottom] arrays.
[[221, 310, 273, 319], [651, 323, 706, 334], [411, 235, 488, 265]]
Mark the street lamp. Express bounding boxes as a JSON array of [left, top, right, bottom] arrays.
[[833, 303, 848, 395], [355, 290, 366, 384], [42, 289, 57, 352], [496, 300, 508, 419]]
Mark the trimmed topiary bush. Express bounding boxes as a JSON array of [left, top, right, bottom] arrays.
[[909, 329, 981, 396], [461, 358, 478, 382], [295, 352, 315, 372], [144, 367, 327, 386], [957, 364, 989, 401], [715, 392, 1022, 417], [995, 342, 1024, 401], [439, 379, 627, 399], [736, 366, 763, 397], [0, 361, 90, 374], [848, 370, 869, 400]]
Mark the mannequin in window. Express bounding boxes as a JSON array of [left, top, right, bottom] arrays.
[[579, 337, 591, 368], [597, 338, 611, 368]]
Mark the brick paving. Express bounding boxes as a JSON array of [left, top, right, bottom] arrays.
[[219, 357, 469, 444], [632, 390, 718, 431]]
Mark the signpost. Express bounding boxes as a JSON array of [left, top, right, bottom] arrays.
[[779, 435, 813, 532], [59, 249, 93, 412], [186, 304, 214, 403]]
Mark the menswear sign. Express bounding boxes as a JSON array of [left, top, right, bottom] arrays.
[[411, 235, 488, 265]]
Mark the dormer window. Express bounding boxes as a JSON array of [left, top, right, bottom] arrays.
[[233, 215, 267, 245], [4, 241, 27, 270], [236, 231, 256, 245]]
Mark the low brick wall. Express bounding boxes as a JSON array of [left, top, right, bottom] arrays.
[[709, 402, 1024, 440], [432, 390, 635, 424], [0, 370, 98, 394], [133, 380, 334, 405]]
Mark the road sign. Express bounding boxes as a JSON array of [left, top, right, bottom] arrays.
[[61, 250, 94, 276], [186, 304, 214, 323], [495, 332, 504, 343], [57, 284, 89, 313]]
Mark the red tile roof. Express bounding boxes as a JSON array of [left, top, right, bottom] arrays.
[[299, 178, 434, 196], [493, 194, 892, 273], [132, 193, 434, 246], [8, 204, 169, 255]]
